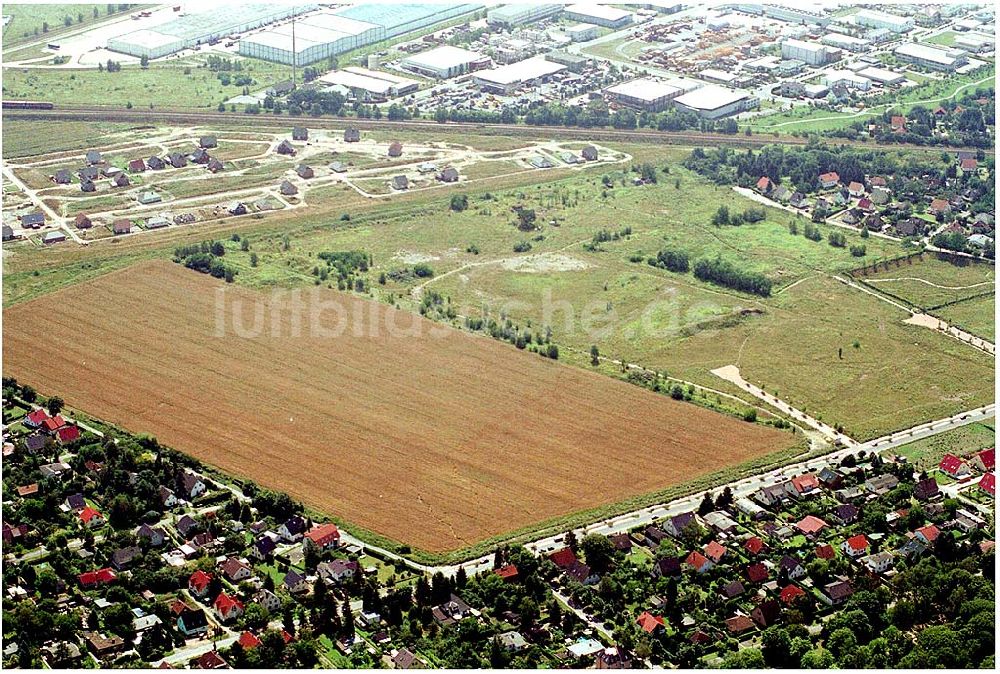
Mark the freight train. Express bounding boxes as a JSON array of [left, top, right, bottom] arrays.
[[2, 101, 55, 110]]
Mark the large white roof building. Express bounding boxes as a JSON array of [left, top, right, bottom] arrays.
[[605, 78, 682, 111], [401, 45, 486, 79], [472, 57, 566, 94], [673, 85, 757, 119]]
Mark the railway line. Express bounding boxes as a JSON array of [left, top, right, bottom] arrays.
[[4, 105, 991, 155]]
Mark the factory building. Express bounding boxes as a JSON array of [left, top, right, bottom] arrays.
[[894, 43, 969, 71], [673, 85, 758, 119], [565, 23, 600, 42], [954, 33, 995, 53], [822, 69, 871, 90], [401, 45, 487, 79], [544, 51, 590, 72], [318, 67, 420, 101], [604, 78, 682, 112], [853, 9, 914, 34], [820, 33, 870, 52], [472, 56, 566, 94], [733, 4, 832, 27], [486, 4, 563, 29], [781, 38, 833, 66], [239, 4, 481, 65], [109, 4, 308, 59], [857, 66, 906, 86], [563, 4, 633, 29]]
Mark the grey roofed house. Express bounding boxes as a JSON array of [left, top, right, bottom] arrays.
[[21, 212, 45, 228], [66, 493, 86, 510], [865, 474, 899, 495], [111, 219, 132, 235], [53, 169, 73, 184], [280, 180, 298, 196], [228, 202, 248, 215], [79, 166, 99, 180], [898, 537, 926, 559], [111, 545, 142, 570], [25, 433, 47, 451], [101, 166, 121, 177], [831, 503, 859, 524], [392, 175, 409, 190], [200, 136, 218, 148], [392, 647, 419, 669], [296, 164, 314, 179], [42, 231, 66, 244], [663, 512, 695, 537], [438, 167, 459, 183], [86, 150, 103, 165], [147, 155, 166, 170], [168, 152, 187, 168], [329, 161, 347, 173], [138, 191, 161, 205], [790, 191, 808, 208], [895, 217, 922, 237], [146, 216, 170, 229], [1, 225, 13, 241], [721, 580, 745, 599], [81, 180, 96, 193], [841, 210, 859, 225], [175, 514, 199, 538], [344, 128, 361, 142], [190, 148, 210, 164], [529, 155, 554, 169], [112, 173, 130, 188], [292, 127, 308, 141], [499, 631, 527, 652], [135, 523, 165, 546], [276, 140, 296, 156], [703, 511, 737, 532], [207, 158, 224, 173], [388, 141, 403, 157], [771, 185, 791, 202], [581, 145, 598, 161], [267, 79, 295, 96], [823, 579, 853, 605]]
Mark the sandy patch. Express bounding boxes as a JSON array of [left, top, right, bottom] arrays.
[[500, 252, 593, 273], [394, 251, 440, 264]]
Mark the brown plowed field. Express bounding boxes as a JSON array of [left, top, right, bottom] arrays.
[[3, 261, 794, 553]]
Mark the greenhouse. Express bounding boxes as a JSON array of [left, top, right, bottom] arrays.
[[108, 4, 312, 59]]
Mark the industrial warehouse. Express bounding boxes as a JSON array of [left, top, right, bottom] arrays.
[[239, 3, 482, 65], [401, 45, 490, 79]]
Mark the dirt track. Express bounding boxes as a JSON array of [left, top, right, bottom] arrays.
[[3, 261, 794, 552]]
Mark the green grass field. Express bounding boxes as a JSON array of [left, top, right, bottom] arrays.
[[2, 120, 144, 159], [2, 3, 114, 47], [858, 255, 995, 309], [926, 31, 958, 47], [894, 420, 995, 469], [1, 58, 289, 109], [933, 294, 997, 342]]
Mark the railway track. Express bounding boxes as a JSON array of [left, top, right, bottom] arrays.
[[5, 106, 991, 155]]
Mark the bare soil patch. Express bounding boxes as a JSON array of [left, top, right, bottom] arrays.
[[3, 261, 794, 553]]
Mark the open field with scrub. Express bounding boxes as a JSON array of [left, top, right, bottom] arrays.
[[2, 260, 797, 555], [932, 294, 997, 342], [856, 254, 996, 309], [894, 420, 995, 469], [2, 3, 111, 47]]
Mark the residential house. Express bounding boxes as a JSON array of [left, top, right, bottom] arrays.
[[842, 534, 870, 558], [735, 497, 766, 520], [979, 472, 995, 497], [111, 219, 132, 235], [438, 167, 460, 183], [581, 145, 598, 161], [755, 176, 774, 194], [704, 540, 727, 563], [79, 506, 105, 529], [388, 142, 403, 157], [754, 480, 796, 507], [179, 470, 208, 499], [662, 512, 696, 538], [913, 477, 940, 501], [21, 212, 45, 228], [890, 115, 906, 132], [296, 164, 314, 179], [65, 493, 87, 511], [112, 173, 130, 188], [176, 606, 209, 636], [250, 535, 277, 560], [282, 570, 308, 594], [292, 127, 308, 141], [303, 522, 341, 551], [636, 611, 665, 634], [725, 615, 755, 635], [2, 225, 14, 241], [344, 128, 361, 142], [81, 179, 96, 193], [819, 171, 840, 188], [195, 651, 229, 669], [74, 213, 93, 229], [317, 559, 359, 585], [200, 136, 218, 149], [188, 570, 213, 599], [791, 473, 820, 496], [771, 185, 791, 203], [865, 474, 899, 496], [253, 589, 281, 613], [702, 511, 737, 533], [168, 152, 188, 168], [685, 550, 713, 574], [82, 631, 124, 660], [128, 158, 146, 172], [148, 155, 166, 170], [939, 453, 971, 477], [862, 552, 895, 574], [53, 169, 73, 184], [721, 580, 745, 599], [190, 148, 210, 164], [392, 175, 409, 190], [159, 486, 179, 509], [848, 181, 865, 197], [79, 568, 117, 588], [609, 533, 632, 552], [111, 545, 142, 571], [41, 231, 67, 245], [228, 201, 248, 216], [831, 503, 859, 525], [175, 514, 200, 538], [822, 579, 853, 605], [780, 584, 806, 605], [392, 647, 422, 668], [495, 564, 519, 582], [86, 150, 103, 165], [79, 166, 99, 181], [790, 191, 808, 209], [135, 524, 166, 547], [779, 555, 806, 580], [220, 557, 252, 583], [745, 562, 768, 584], [795, 515, 828, 538], [929, 198, 952, 216], [431, 594, 473, 626], [278, 515, 308, 542], [207, 158, 224, 173], [744, 536, 765, 556], [276, 140, 296, 156], [40, 461, 72, 479], [751, 599, 781, 628], [857, 196, 874, 212], [213, 593, 245, 623], [652, 556, 681, 578], [954, 508, 985, 533], [280, 180, 298, 196], [898, 537, 927, 560]]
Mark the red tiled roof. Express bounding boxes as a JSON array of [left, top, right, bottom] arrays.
[[791, 473, 819, 493], [636, 611, 665, 633], [214, 592, 244, 615], [304, 523, 340, 547], [976, 448, 995, 471], [819, 171, 839, 183], [495, 564, 519, 581], [779, 584, 806, 604], [844, 534, 869, 552], [189, 570, 212, 592], [756, 176, 773, 191], [238, 632, 261, 650], [57, 425, 81, 443], [42, 415, 66, 431], [725, 615, 755, 634], [26, 409, 49, 425], [79, 506, 102, 523], [796, 515, 827, 535], [939, 453, 967, 475], [746, 562, 768, 583], [916, 524, 940, 543], [704, 541, 727, 563], [930, 198, 951, 212], [815, 543, 836, 560], [979, 473, 995, 497], [744, 536, 765, 555], [685, 550, 711, 571], [960, 158, 977, 170], [549, 547, 578, 569], [79, 567, 116, 586]]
